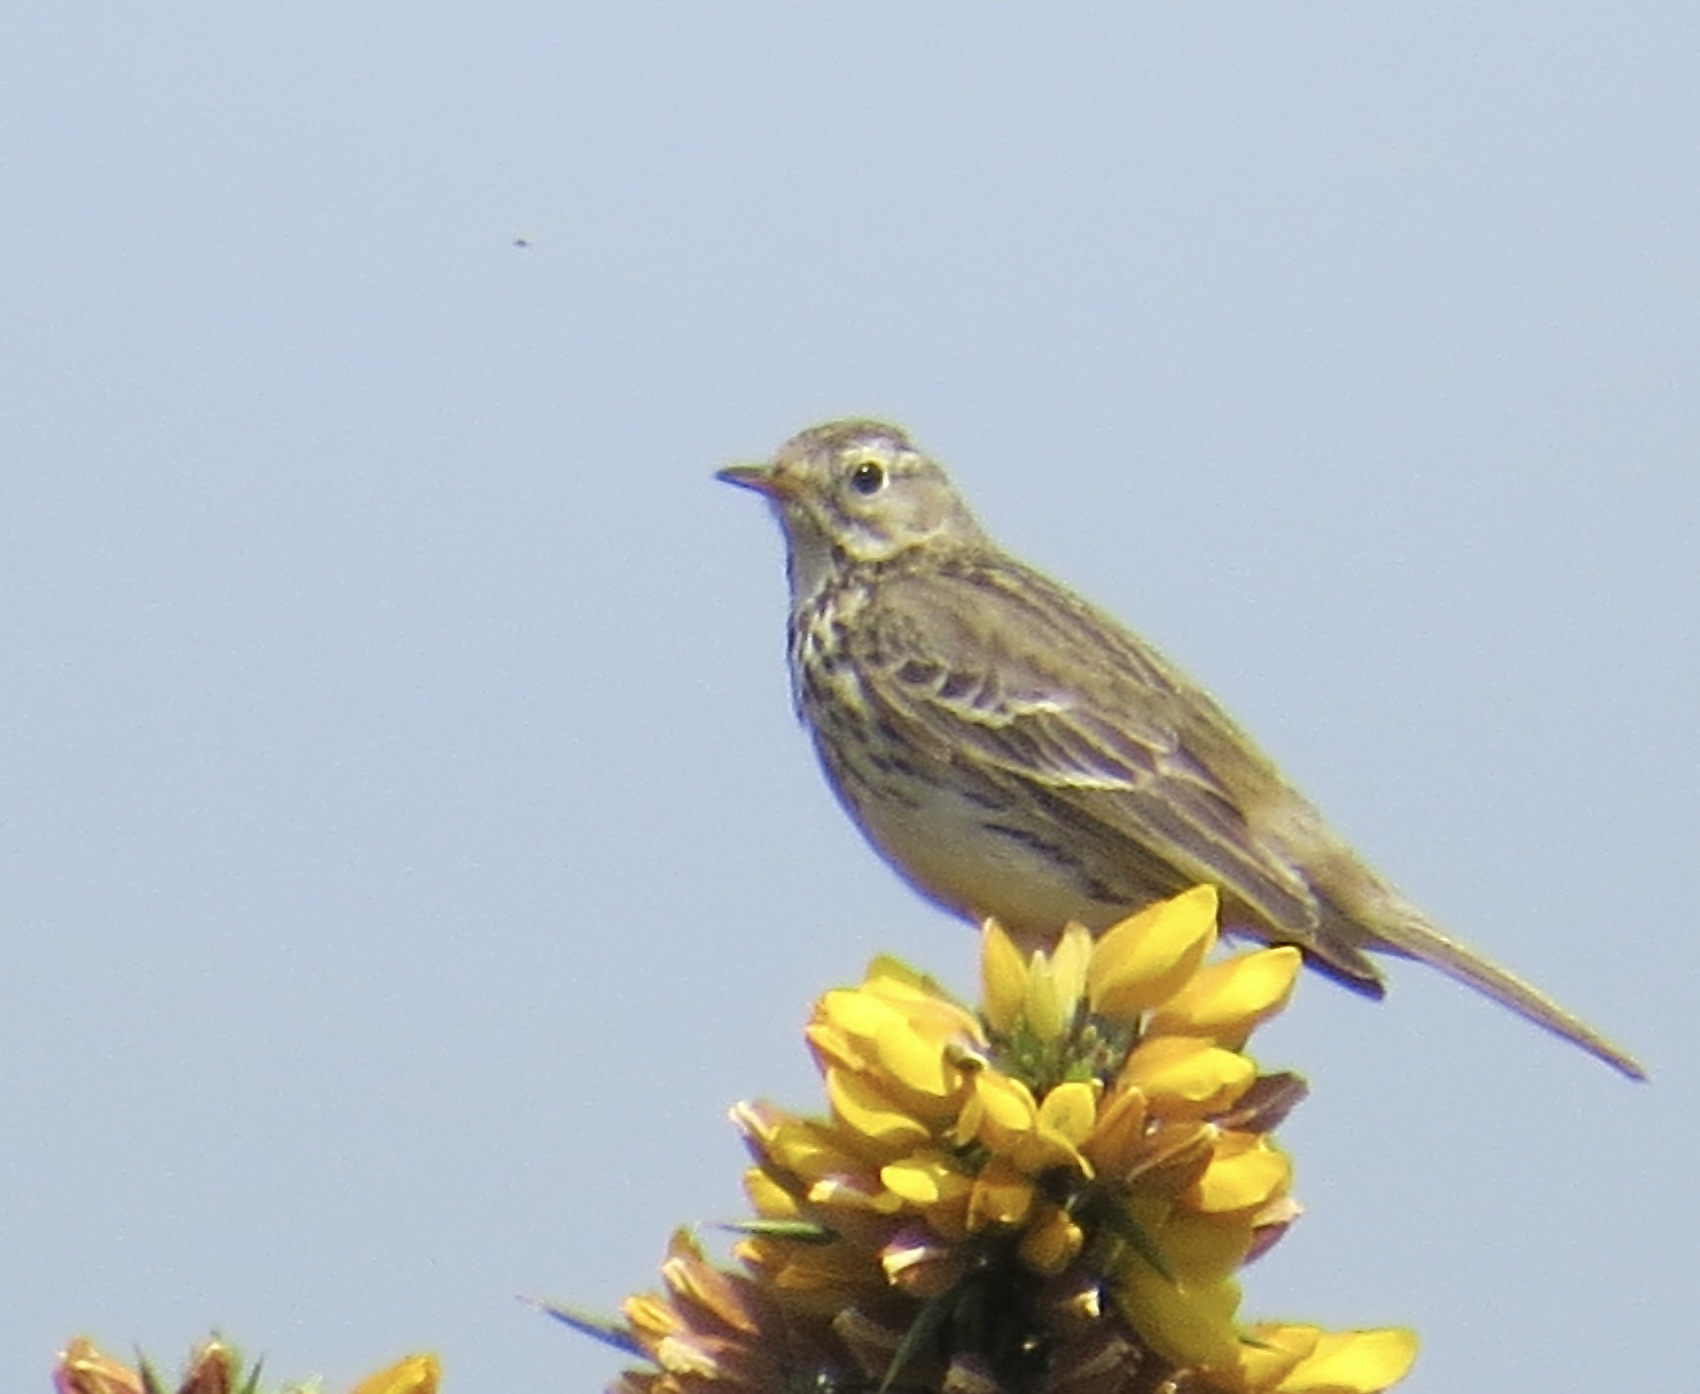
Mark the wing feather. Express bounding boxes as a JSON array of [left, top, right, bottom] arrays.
[[855, 555, 1332, 939]]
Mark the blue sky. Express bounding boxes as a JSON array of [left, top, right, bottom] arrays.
[[2, 5, 1694, 1392]]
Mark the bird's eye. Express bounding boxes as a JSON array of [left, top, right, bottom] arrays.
[[849, 460, 886, 495]]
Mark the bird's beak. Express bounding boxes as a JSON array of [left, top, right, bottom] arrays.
[[716, 462, 792, 500]]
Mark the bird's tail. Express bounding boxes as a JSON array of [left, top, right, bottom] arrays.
[[1330, 892, 1647, 1080]]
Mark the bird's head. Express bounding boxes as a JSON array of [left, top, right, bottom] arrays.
[[718, 420, 986, 599]]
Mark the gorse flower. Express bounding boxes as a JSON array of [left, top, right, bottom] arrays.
[[565, 887, 1416, 1394], [52, 1338, 439, 1394]]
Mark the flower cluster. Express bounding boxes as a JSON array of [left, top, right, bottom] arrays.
[[583, 887, 1415, 1394], [53, 1337, 439, 1394]]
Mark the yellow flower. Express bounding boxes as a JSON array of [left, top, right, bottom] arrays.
[[881, 1149, 975, 1236], [956, 1069, 1095, 1175], [348, 1354, 440, 1394], [730, 1100, 874, 1189], [1276, 1327, 1420, 1392], [1120, 1260, 1245, 1370], [1016, 1201, 1085, 1274], [1087, 884, 1220, 1020], [1227, 1324, 1421, 1393], [52, 1340, 442, 1394], [966, 1154, 1036, 1229], [1186, 1132, 1293, 1216], [1120, 1034, 1258, 1117], [806, 962, 983, 1139], [1022, 921, 1093, 1043], [53, 1340, 142, 1394], [579, 887, 1415, 1394], [1148, 946, 1304, 1049], [979, 918, 1031, 1033], [825, 1065, 935, 1150]]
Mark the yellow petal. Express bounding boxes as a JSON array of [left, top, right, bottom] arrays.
[[866, 971, 986, 1048], [1186, 1134, 1292, 1214], [653, 1334, 731, 1379], [826, 1067, 933, 1150], [816, 985, 895, 1034], [1147, 947, 1303, 1047], [348, 1355, 440, 1394], [863, 953, 929, 992], [735, 1237, 874, 1310], [733, 1103, 873, 1183], [1082, 1084, 1149, 1177], [981, 920, 1029, 1034], [803, 1020, 859, 1073], [1026, 924, 1093, 1043], [1158, 1209, 1256, 1282], [810, 989, 901, 1062], [880, 1151, 973, 1206], [873, 1017, 961, 1099], [962, 1075, 1085, 1174], [1276, 1328, 1419, 1393], [624, 1291, 684, 1342], [967, 1156, 1036, 1230], [969, 1069, 1040, 1145], [1012, 1129, 1089, 1177], [952, 1086, 985, 1148], [1117, 1264, 1243, 1370], [1120, 1035, 1255, 1116], [1051, 922, 1093, 1005], [770, 1128, 869, 1182], [1018, 1203, 1085, 1274], [743, 1166, 802, 1218], [1088, 886, 1220, 1021], [1038, 1080, 1099, 1147], [807, 1173, 904, 1213], [1232, 1324, 1320, 1390]]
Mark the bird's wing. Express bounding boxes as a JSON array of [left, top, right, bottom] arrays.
[[856, 557, 1332, 939]]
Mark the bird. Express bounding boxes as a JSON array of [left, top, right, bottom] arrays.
[[717, 418, 1644, 1079]]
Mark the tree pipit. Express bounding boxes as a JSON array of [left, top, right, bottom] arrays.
[[718, 419, 1644, 1079]]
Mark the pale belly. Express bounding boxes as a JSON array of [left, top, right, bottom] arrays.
[[835, 767, 1135, 936]]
